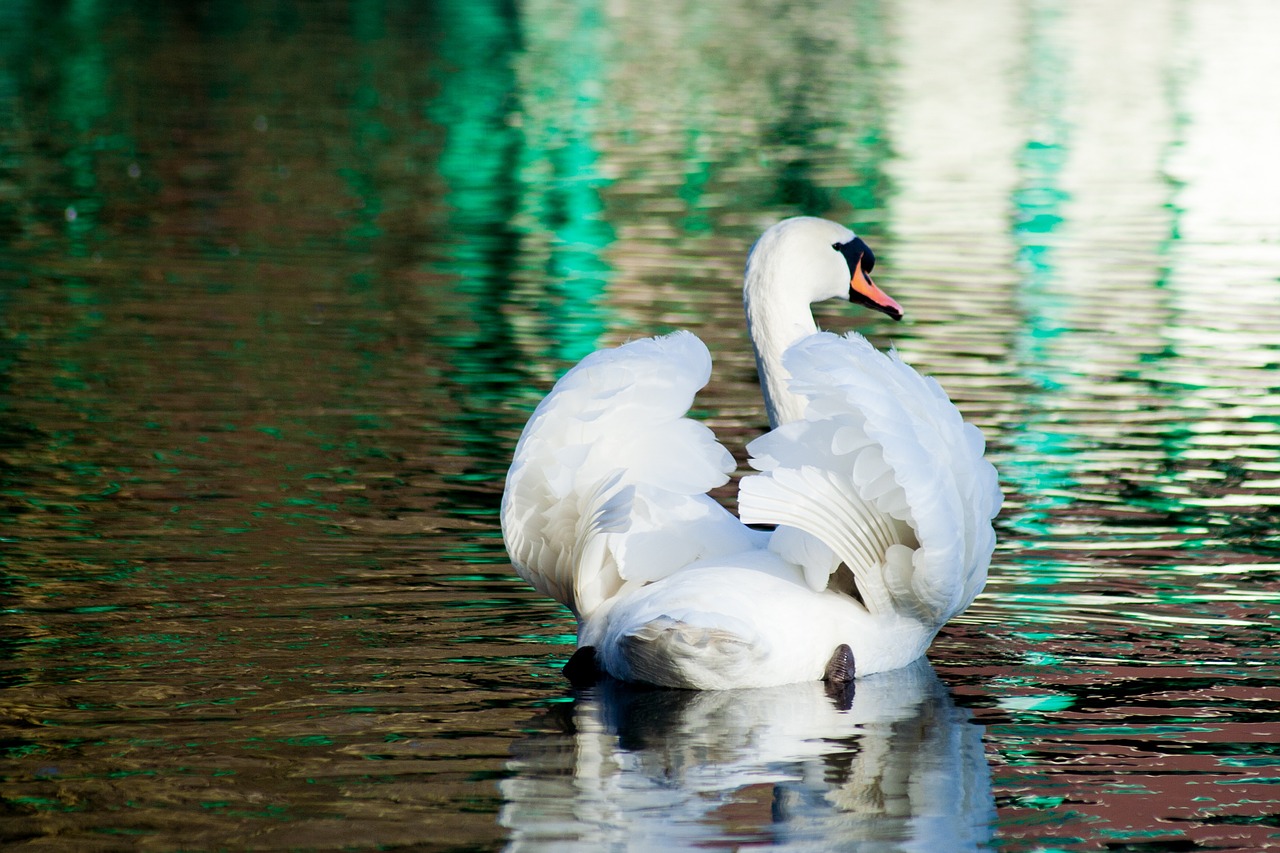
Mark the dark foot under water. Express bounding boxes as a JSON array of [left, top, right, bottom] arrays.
[[562, 643, 858, 705]]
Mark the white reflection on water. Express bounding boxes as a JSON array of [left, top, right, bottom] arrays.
[[500, 660, 993, 851]]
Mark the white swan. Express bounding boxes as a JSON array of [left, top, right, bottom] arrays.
[[501, 216, 1001, 689]]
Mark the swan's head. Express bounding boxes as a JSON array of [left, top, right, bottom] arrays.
[[745, 217, 903, 321]]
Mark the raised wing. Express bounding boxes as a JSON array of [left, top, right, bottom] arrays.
[[738, 332, 1001, 625], [501, 331, 758, 620]]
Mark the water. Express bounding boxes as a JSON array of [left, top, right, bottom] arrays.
[[2, 0, 1278, 849]]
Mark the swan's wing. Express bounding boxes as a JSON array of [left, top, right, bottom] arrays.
[[738, 332, 1002, 624], [501, 331, 758, 621]]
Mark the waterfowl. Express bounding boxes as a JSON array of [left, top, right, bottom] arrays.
[[501, 216, 1001, 689]]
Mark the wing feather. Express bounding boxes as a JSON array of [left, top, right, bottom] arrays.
[[738, 332, 1001, 624], [502, 331, 757, 620]]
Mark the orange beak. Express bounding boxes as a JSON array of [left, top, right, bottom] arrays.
[[848, 258, 903, 321]]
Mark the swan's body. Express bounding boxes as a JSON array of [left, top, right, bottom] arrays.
[[502, 217, 1001, 689]]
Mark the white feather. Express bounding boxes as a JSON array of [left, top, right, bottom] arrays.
[[739, 332, 1001, 624], [501, 331, 758, 621]]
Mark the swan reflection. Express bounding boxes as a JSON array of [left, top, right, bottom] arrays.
[[501, 659, 994, 851]]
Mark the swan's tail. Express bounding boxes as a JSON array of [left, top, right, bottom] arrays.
[[501, 332, 757, 621], [738, 332, 1001, 625]]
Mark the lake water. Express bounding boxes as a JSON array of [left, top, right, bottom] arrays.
[[2, 0, 1279, 850]]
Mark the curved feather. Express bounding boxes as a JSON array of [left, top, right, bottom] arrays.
[[501, 331, 757, 620], [738, 331, 1002, 624]]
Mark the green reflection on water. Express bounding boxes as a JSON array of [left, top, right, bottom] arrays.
[[426, 1, 533, 514], [423, 0, 618, 521], [58, 0, 113, 257], [1004, 2, 1076, 544], [514, 1, 616, 365]]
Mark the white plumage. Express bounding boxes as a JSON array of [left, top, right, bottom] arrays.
[[501, 216, 1002, 689]]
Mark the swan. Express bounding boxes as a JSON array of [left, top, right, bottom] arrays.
[[501, 216, 1001, 690]]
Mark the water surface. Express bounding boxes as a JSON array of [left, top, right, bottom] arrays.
[[2, 0, 1279, 850]]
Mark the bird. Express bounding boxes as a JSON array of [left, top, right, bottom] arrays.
[[501, 216, 1001, 690]]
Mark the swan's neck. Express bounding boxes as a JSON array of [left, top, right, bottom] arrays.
[[744, 252, 819, 429]]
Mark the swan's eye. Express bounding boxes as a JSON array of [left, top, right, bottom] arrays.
[[834, 236, 876, 274]]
